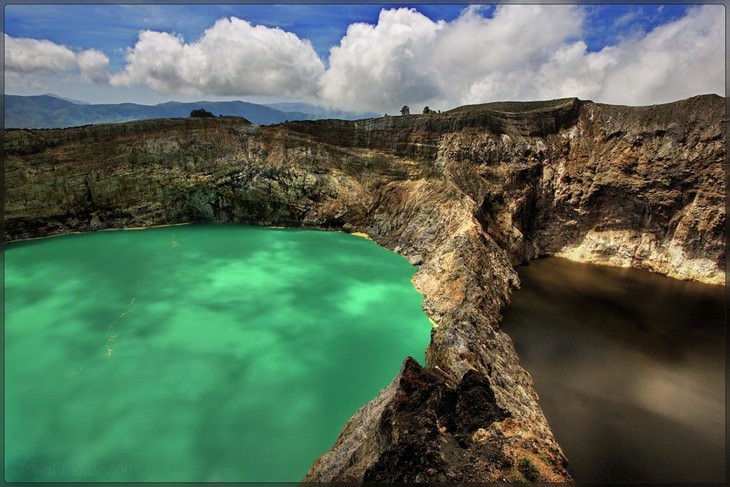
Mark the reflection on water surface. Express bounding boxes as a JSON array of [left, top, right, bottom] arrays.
[[501, 257, 725, 483], [4, 224, 432, 482]]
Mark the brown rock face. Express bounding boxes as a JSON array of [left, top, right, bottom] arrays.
[[4, 95, 725, 482]]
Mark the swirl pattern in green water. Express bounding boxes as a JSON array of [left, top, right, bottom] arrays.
[[4, 224, 432, 482]]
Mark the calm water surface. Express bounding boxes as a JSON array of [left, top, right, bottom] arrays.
[[501, 257, 725, 483], [4, 224, 432, 482]]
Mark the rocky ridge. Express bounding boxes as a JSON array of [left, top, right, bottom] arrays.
[[4, 95, 725, 482]]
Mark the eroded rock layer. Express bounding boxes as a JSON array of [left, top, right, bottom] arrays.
[[4, 95, 725, 482]]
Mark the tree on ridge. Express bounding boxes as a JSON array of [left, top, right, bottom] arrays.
[[190, 108, 215, 118]]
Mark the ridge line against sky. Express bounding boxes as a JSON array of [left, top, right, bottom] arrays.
[[3, 3, 725, 112]]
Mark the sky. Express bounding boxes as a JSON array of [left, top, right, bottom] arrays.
[[3, 3, 725, 112]]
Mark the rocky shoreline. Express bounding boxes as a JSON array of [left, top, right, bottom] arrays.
[[4, 95, 725, 481]]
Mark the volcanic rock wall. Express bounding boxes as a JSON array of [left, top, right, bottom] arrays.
[[4, 95, 725, 481]]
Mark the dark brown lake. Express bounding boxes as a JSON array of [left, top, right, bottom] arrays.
[[501, 257, 725, 483]]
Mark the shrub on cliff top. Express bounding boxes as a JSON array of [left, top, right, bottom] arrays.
[[190, 108, 215, 118]]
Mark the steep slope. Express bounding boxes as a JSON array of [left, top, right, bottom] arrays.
[[4, 94, 725, 482], [440, 95, 725, 284]]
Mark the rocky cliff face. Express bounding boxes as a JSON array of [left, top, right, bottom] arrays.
[[4, 95, 725, 482]]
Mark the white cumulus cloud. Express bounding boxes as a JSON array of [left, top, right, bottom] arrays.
[[4, 34, 77, 72], [4, 34, 110, 88], [590, 5, 725, 106], [318, 5, 724, 112], [110, 17, 325, 98], [318, 8, 446, 113], [77, 49, 110, 83], [4, 5, 723, 110], [318, 5, 586, 113]]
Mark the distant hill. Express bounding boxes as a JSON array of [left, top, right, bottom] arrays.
[[42, 93, 91, 105], [3, 95, 376, 128], [265, 102, 379, 121]]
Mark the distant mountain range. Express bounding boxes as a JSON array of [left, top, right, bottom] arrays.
[[40, 93, 91, 105], [3, 94, 379, 128]]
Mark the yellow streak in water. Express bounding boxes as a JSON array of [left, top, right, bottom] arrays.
[[117, 223, 190, 232], [351, 232, 372, 240]]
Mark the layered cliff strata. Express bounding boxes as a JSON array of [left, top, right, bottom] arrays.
[[4, 94, 725, 481]]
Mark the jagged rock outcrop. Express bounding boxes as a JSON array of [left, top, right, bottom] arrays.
[[4, 95, 725, 482]]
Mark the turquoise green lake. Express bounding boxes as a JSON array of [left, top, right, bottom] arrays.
[[4, 224, 432, 482]]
